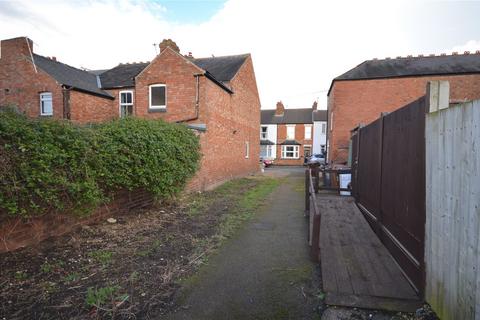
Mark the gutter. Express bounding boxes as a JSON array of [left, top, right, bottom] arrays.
[[204, 71, 233, 94]]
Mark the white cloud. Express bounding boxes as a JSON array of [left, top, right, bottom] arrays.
[[448, 40, 480, 54], [1, 0, 472, 110]]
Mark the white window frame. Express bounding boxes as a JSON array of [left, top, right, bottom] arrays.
[[245, 141, 249, 159], [281, 145, 299, 159], [119, 90, 134, 117], [321, 122, 327, 134], [286, 125, 295, 140], [260, 126, 268, 140], [149, 84, 167, 109], [39, 92, 53, 116], [304, 125, 312, 140], [260, 145, 273, 158]]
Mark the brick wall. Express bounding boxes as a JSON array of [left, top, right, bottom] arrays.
[[0, 38, 64, 118], [135, 48, 201, 122], [69, 90, 117, 123], [275, 123, 313, 165], [187, 55, 261, 190], [0, 189, 153, 253], [328, 74, 480, 163]]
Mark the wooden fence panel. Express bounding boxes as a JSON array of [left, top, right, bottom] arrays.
[[357, 118, 383, 226], [353, 98, 426, 293], [425, 99, 480, 319], [380, 98, 426, 292]]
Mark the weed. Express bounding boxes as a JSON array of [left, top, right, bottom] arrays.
[[85, 285, 129, 310], [136, 239, 162, 257], [40, 261, 53, 274], [14, 270, 28, 280], [63, 272, 80, 283], [89, 250, 113, 265]]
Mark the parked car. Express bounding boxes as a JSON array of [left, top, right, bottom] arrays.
[[306, 153, 325, 165], [260, 157, 274, 168]]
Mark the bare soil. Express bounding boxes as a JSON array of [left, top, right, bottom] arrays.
[[0, 177, 267, 320]]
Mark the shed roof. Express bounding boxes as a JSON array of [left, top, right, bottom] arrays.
[[261, 108, 313, 124], [33, 54, 113, 98]]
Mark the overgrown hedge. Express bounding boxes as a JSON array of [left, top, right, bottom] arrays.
[[0, 109, 201, 217]]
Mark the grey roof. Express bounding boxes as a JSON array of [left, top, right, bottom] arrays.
[[99, 63, 149, 89], [280, 140, 301, 145], [329, 53, 480, 95], [95, 54, 248, 92], [192, 54, 249, 82], [32, 54, 112, 98], [313, 110, 327, 121], [260, 139, 275, 145], [261, 108, 313, 124]]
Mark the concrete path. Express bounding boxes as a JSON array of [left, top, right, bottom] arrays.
[[165, 167, 320, 320]]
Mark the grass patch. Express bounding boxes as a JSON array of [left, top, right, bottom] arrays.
[[89, 250, 113, 266], [217, 177, 281, 240]]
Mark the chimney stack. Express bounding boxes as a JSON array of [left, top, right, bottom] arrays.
[[0, 37, 33, 60], [312, 101, 318, 110], [275, 101, 285, 116], [159, 39, 180, 53]]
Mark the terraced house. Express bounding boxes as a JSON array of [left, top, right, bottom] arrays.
[[327, 52, 480, 164], [260, 101, 327, 165], [0, 37, 261, 190]]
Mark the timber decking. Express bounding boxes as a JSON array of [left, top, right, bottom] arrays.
[[316, 194, 422, 312]]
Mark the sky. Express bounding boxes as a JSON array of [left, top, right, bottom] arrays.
[[0, 0, 479, 110]]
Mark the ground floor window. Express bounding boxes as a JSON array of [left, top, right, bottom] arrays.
[[281, 145, 299, 159], [119, 91, 133, 117], [260, 145, 273, 158]]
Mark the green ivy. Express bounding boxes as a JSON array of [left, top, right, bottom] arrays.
[[0, 109, 200, 218]]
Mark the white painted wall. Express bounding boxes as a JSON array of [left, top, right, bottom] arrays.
[[425, 98, 480, 319], [313, 121, 327, 154], [260, 124, 277, 159]]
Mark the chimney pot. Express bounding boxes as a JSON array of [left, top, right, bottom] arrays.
[[312, 101, 318, 110], [452, 51, 458, 55], [464, 51, 470, 55], [476, 50, 480, 54]]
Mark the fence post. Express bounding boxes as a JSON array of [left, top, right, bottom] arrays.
[[305, 169, 310, 214], [313, 165, 320, 193]]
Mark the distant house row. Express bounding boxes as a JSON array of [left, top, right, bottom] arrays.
[[0, 37, 261, 190], [260, 101, 327, 165], [327, 52, 480, 164]]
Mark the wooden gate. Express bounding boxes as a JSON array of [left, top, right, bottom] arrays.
[[351, 98, 426, 294]]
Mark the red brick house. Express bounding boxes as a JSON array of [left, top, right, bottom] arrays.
[[260, 101, 327, 166], [0, 37, 261, 190], [327, 52, 480, 164]]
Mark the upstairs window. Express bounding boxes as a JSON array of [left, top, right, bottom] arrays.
[[119, 91, 133, 117], [321, 122, 327, 134], [305, 125, 312, 140], [149, 84, 166, 110], [40, 92, 52, 116], [260, 126, 268, 139], [286, 125, 295, 140]]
